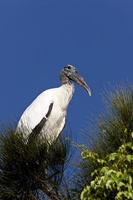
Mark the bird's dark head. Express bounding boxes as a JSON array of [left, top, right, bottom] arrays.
[[60, 64, 91, 96]]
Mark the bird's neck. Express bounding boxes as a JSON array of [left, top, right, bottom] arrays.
[[60, 73, 75, 107], [60, 72, 70, 85], [61, 82, 75, 94], [60, 82, 75, 108]]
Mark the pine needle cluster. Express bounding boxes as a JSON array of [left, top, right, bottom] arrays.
[[71, 85, 133, 199], [0, 128, 70, 200]]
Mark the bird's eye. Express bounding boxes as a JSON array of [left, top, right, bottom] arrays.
[[64, 66, 71, 70], [67, 66, 71, 69]]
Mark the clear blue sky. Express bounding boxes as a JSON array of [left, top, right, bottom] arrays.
[[0, 0, 133, 143]]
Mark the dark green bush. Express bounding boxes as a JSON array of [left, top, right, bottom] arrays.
[[0, 128, 70, 200]]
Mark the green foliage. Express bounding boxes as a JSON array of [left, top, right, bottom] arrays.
[[94, 86, 133, 156], [0, 128, 70, 200], [71, 86, 133, 199], [81, 130, 133, 200]]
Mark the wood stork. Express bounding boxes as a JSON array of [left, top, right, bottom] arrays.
[[16, 64, 91, 142]]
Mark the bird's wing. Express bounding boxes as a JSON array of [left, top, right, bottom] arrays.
[[16, 89, 56, 134], [29, 102, 54, 140]]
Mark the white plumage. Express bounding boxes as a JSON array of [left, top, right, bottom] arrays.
[[16, 65, 91, 142], [17, 84, 74, 141]]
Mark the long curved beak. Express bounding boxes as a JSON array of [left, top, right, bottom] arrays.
[[72, 72, 91, 96]]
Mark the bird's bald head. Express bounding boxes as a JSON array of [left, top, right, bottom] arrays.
[[60, 64, 91, 96]]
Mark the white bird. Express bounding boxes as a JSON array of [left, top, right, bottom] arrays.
[[16, 64, 91, 142]]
